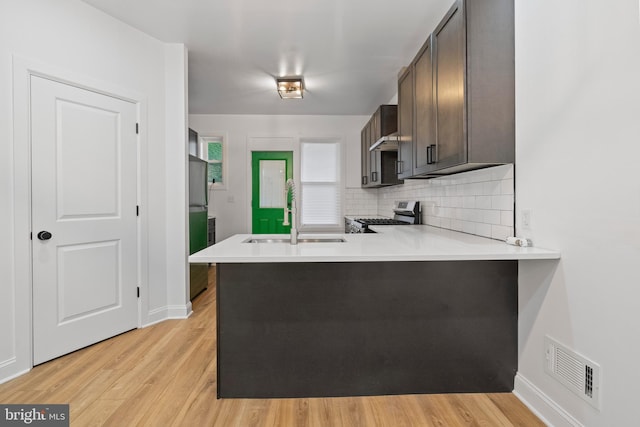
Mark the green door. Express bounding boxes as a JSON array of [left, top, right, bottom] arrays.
[[251, 151, 293, 234]]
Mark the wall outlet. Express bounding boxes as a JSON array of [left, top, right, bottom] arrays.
[[521, 209, 532, 230]]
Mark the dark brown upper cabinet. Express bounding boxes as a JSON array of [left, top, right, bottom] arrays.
[[361, 105, 402, 188], [397, 67, 414, 180], [397, 0, 514, 178], [413, 35, 437, 175], [361, 125, 371, 187]]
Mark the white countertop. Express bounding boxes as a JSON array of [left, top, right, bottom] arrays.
[[188, 225, 560, 263]]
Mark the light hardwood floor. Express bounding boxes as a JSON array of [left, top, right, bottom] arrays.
[[0, 266, 544, 426]]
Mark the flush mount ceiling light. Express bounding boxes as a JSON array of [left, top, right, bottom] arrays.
[[276, 77, 304, 99]]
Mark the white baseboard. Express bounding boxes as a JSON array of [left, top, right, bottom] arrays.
[[514, 373, 583, 427], [144, 306, 170, 327], [143, 302, 192, 327], [0, 358, 30, 385]]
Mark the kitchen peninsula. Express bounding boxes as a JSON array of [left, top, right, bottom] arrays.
[[190, 226, 559, 398]]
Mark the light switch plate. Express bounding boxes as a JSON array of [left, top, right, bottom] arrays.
[[521, 209, 532, 230]]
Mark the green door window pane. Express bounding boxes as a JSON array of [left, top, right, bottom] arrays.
[[208, 142, 223, 161], [208, 162, 222, 184]]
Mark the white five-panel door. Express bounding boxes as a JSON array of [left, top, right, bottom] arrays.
[[31, 75, 138, 365]]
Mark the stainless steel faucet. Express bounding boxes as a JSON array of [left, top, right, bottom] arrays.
[[282, 179, 298, 245]]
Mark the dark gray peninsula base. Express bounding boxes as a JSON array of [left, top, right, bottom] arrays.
[[217, 260, 517, 398]]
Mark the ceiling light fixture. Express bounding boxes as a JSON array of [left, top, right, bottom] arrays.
[[276, 77, 304, 99]]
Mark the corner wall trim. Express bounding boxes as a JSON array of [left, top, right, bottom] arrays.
[[514, 373, 584, 427], [143, 303, 192, 327], [166, 303, 192, 319]]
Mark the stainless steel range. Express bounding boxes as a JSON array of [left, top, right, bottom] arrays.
[[345, 201, 421, 233]]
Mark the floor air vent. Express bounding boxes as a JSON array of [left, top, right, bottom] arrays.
[[544, 336, 601, 410]]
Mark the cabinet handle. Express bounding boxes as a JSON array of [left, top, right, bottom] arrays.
[[396, 160, 403, 174], [427, 144, 437, 164], [362, 176, 368, 185], [372, 171, 378, 182], [430, 144, 437, 163]]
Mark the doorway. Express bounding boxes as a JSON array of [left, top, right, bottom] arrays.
[[251, 151, 293, 234]]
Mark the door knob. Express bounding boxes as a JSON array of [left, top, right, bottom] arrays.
[[37, 231, 52, 241]]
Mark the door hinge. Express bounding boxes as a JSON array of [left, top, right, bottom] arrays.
[[136, 123, 139, 134], [137, 287, 140, 298], [136, 205, 139, 216], [30, 232, 32, 240]]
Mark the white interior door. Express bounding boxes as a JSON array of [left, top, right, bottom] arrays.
[[31, 75, 138, 365]]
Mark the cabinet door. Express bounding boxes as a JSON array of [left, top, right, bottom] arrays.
[[369, 115, 380, 185], [433, 0, 466, 171], [413, 36, 436, 175], [379, 105, 398, 136], [397, 67, 414, 179], [361, 126, 370, 187]]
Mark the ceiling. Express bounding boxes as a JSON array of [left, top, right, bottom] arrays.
[[82, 0, 454, 116]]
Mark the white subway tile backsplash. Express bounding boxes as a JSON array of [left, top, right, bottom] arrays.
[[462, 221, 475, 235], [426, 216, 441, 227], [450, 219, 463, 232], [462, 197, 476, 209], [470, 182, 483, 195], [475, 223, 492, 239], [344, 165, 514, 241], [484, 180, 502, 196], [344, 188, 378, 216], [440, 217, 451, 230], [501, 211, 514, 227], [476, 195, 492, 209], [491, 224, 513, 241], [445, 186, 456, 197], [491, 194, 513, 211], [483, 210, 502, 225], [491, 164, 514, 181], [501, 179, 514, 195]]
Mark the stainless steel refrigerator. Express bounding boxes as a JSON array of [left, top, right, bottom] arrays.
[[189, 155, 209, 300]]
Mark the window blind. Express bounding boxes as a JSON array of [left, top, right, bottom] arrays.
[[300, 140, 341, 227]]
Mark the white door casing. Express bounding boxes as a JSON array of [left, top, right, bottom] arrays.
[[31, 75, 138, 365]]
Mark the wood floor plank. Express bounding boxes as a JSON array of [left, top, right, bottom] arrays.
[[414, 393, 470, 426], [308, 397, 335, 427], [71, 399, 125, 427], [0, 265, 544, 426], [137, 332, 214, 425], [487, 393, 546, 427], [168, 355, 218, 426], [451, 393, 513, 426]]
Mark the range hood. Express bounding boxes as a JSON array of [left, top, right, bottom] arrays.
[[369, 133, 400, 151]]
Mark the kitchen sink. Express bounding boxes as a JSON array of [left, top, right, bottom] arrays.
[[243, 238, 291, 243], [243, 237, 346, 244], [298, 238, 346, 243]]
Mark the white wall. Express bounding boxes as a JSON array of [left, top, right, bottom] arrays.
[[514, 1, 640, 425], [188, 114, 368, 240], [0, 0, 188, 382]]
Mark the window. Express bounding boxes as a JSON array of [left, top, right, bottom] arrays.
[[201, 136, 226, 188], [300, 139, 342, 229]]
